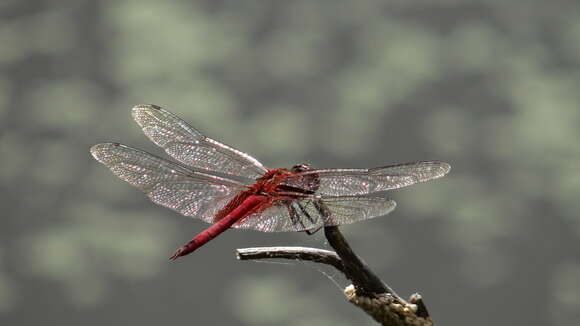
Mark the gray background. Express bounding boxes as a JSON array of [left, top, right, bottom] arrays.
[[1, 1, 580, 325]]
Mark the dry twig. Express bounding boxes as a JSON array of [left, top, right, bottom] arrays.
[[236, 226, 434, 326]]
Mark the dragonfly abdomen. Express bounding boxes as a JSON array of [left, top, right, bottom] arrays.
[[170, 195, 268, 260]]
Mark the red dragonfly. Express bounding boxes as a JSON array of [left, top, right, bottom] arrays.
[[91, 104, 450, 260]]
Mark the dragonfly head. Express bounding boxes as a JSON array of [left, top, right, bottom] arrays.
[[291, 163, 311, 173]]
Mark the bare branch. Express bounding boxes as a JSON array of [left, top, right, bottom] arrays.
[[345, 285, 434, 326], [236, 226, 435, 326], [236, 246, 344, 272], [323, 226, 396, 297]]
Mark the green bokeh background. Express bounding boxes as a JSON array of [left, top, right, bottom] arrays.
[[2, 1, 580, 325]]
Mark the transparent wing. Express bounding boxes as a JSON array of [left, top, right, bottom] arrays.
[[233, 196, 396, 232], [280, 161, 450, 196], [132, 104, 268, 179], [232, 201, 312, 232], [90, 143, 247, 224], [305, 196, 397, 227]]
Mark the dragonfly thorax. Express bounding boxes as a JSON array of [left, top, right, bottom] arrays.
[[253, 168, 293, 194]]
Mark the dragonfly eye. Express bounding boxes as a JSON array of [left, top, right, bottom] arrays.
[[291, 164, 310, 172]]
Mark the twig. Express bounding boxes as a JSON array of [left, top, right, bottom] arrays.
[[323, 226, 396, 296], [236, 246, 344, 272], [235, 226, 434, 326]]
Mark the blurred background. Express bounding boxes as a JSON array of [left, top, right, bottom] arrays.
[[1, 1, 580, 325]]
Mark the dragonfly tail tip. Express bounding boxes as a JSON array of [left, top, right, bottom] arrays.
[[169, 247, 189, 261]]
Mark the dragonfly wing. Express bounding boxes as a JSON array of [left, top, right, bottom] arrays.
[[281, 161, 450, 196], [132, 104, 268, 179], [232, 196, 396, 232], [232, 201, 312, 232], [90, 143, 246, 223], [305, 196, 397, 227]]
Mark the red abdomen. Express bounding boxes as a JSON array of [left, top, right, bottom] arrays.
[[170, 195, 268, 260]]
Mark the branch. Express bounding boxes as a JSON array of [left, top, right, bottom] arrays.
[[235, 226, 434, 326], [323, 226, 396, 296], [236, 246, 344, 272]]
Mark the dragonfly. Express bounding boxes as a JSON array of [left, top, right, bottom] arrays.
[[90, 104, 450, 260]]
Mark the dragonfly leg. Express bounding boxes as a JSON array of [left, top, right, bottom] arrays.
[[294, 201, 321, 235], [287, 203, 308, 231], [289, 202, 322, 233], [296, 201, 318, 224], [304, 226, 322, 235]]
